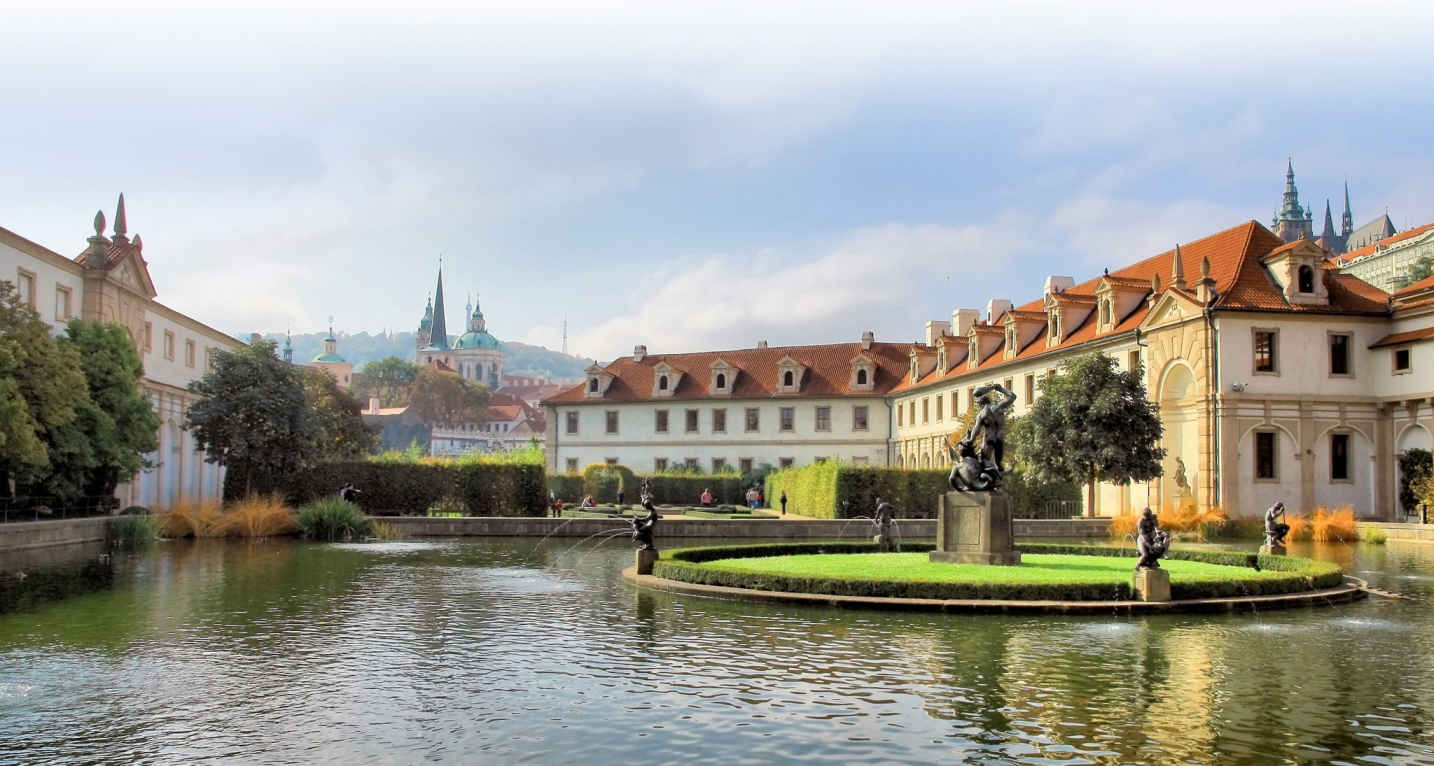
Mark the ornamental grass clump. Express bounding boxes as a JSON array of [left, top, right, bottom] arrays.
[[370, 520, 404, 540], [1310, 506, 1358, 542], [218, 494, 298, 538], [108, 514, 159, 550], [297, 497, 371, 541], [158, 499, 226, 538]]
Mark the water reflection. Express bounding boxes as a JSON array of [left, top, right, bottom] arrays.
[[0, 537, 1431, 764]]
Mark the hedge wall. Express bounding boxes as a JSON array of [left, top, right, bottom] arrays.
[[580, 464, 638, 504], [763, 463, 1081, 520], [654, 542, 1344, 601], [226, 461, 546, 516], [546, 473, 585, 502]]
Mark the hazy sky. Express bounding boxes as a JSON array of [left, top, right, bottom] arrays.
[[4, 1, 1432, 361]]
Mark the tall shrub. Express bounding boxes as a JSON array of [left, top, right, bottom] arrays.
[[1398, 449, 1432, 515], [581, 463, 636, 503]]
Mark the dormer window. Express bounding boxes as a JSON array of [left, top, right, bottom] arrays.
[[1005, 326, 1016, 354], [968, 337, 979, 369], [1047, 311, 1062, 345], [1298, 265, 1315, 293], [584, 363, 615, 399], [856, 368, 868, 385], [715, 373, 726, 388], [708, 359, 736, 396], [651, 362, 680, 397], [784, 370, 795, 386], [850, 355, 876, 391], [1099, 300, 1111, 327], [936, 348, 946, 372], [658, 375, 669, 391], [776, 356, 806, 393], [588, 378, 598, 393]]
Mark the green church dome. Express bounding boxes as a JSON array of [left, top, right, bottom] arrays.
[[312, 352, 347, 363], [454, 330, 501, 350]]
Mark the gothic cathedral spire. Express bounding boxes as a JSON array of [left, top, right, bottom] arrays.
[[429, 264, 449, 350]]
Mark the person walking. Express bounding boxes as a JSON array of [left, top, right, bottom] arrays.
[[700, 488, 714, 507]]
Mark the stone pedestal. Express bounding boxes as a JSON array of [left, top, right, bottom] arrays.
[[1259, 543, 1287, 556], [1133, 567, 1171, 602], [928, 491, 1021, 566], [635, 549, 658, 575]]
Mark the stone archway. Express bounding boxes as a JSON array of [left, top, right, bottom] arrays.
[[1159, 362, 1200, 513]]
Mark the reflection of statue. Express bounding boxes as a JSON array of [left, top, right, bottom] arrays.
[[950, 383, 1017, 491], [1173, 458, 1189, 492], [631, 495, 659, 551], [1264, 502, 1289, 548], [1135, 507, 1171, 570], [946, 439, 998, 491]]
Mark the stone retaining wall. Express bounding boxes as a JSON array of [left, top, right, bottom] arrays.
[[379, 516, 1111, 539], [0, 517, 109, 554], [1363, 522, 1434, 544]]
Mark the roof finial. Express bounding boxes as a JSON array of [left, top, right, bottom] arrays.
[[112, 193, 128, 242], [1152, 272, 1162, 293], [1170, 244, 1186, 289], [93, 209, 106, 236], [1200, 256, 1211, 280]]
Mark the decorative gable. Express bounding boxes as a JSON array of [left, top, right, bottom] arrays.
[[709, 359, 737, 396], [584, 363, 615, 399], [1002, 310, 1046, 359], [967, 324, 1004, 369], [1043, 293, 1095, 347], [1261, 240, 1330, 307], [849, 354, 877, 392], [776, 356, 807, 394], [1094, 276, 1149, 334], [908, 347, 937, 383], [651, 361, 682, 397]]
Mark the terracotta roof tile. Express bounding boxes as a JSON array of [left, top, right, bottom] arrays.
[[1369, 327, 1434, 349], [544, 340, 914, 404], [1335, 222, 1434, 265], [1395, 273, 1434, 297]]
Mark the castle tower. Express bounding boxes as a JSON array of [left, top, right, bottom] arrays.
[[1271, 159, 1314, 243]]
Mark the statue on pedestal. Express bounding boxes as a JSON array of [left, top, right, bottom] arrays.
[[631, 480, 658, 551], [947, 382, 1017, 492], [1264, 502, 1289, 548], [1135, 507, 1171, 570]]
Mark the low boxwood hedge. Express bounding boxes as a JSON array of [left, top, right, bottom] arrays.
[[653, 542, 1344, 601]]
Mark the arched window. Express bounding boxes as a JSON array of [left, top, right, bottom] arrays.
[[1099, 300, 1111, 326], [658, 375, 668, 391], [1298, 264, 1315, 293], [716, 372, 726, 389], [856, 368, 868, 385], [588, 377, 598, 392], [783, 370, 794, 387]]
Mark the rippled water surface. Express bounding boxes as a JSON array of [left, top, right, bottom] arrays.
[[3, 537, 1434, 765]]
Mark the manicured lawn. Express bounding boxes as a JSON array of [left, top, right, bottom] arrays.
[[698, 552, 1290, 586]]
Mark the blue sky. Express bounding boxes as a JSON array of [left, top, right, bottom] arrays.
[[3, 1, 1432, 362]]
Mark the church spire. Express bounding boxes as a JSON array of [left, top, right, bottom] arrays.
[[429, 264, 449, 350], [1341, 181, 1354, 236], [1321, 199, 1337, 240], [112, 193, 128, 244]]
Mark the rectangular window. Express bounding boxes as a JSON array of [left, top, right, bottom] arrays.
[[1330, 433, 1350, 481], [684, 458, 699, 471], [185, 339, 196, 368], [685, 409, 699, 433], [738, 458, 753, 474], [1394, 348, 1411, 374], [779, 457, 794, 469], [565, 458, 578, 473], [1255, 431, 1277, 480], [935, 395, 943, 421], [566, 412, 578, 434], [897, 403, 904, 427], [654, 457, 668, 472], [605, 457, 619, 466], [205, 348, 217, 371], [745, 408, 760, 432], [16, 269, 35, 308], [655, 409, 668, 433], [712, 408, 726, 433], [1003, 377, 1014, 395], [1329, 333, 1351, 376], [163, 330, 175, 360], [712, 458, 727, 473], [605, 411, 619, 434], [1253, 329, 1277, 373], [144, 322, 153, 352], [853, 405, 869, 431], [815, 406, 831, 432], [951, 391, 959, 417], [1024, 374, 1035, 404], [922, 398, 929, 424], [780, 407, 795, 432], [1128, 350, 1141, 372], [55, 285, 72, 321], [908, 402, 915, 425]]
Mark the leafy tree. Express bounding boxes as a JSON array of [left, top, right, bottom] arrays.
[[1014, 353, 1165, 517], [186, 340, 320, 496], [0, 281, 89, 494], [352, 356, 419, 408], [299, 367, 379, 460], [1398, 448, 1432, 514], [1397, 254, 1434, 288], [38, 321, 161, 505], [408, 366, 489, 426]]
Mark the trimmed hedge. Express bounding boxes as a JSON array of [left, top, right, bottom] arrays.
[[547, 473, 585, 502], [228, 461, 546, 517], [654, 542, 1344, 601], [581, 463, 637, 504], [765, 464, 1081, 520], [642, 474, 747, 505]]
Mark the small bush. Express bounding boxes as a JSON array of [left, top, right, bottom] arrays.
[[370, 520, 404, 540], [108, 514, 158, 550], [1360, 525, 1388, 544], [1310, 506, 1358, 542], [218, 494, 297, 538], [297, 498, 372, 541], [119, 505, 150, 516]]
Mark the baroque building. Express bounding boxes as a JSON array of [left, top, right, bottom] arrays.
[[0, 195, 243, 509], [305, 322, 352, 388]]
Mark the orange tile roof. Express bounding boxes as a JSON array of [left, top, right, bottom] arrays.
[[1334, 222, 1434, 265], [1369, 326, 1434, 349], [544, 340, 914, 404], [1395, 273, 1434, 297], [891, 221, 1392, 395]]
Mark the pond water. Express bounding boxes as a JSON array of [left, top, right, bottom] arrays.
[[2, 536, 1433, 765]]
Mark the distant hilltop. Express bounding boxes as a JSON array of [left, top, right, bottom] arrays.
[[258, 330, 589, 382]]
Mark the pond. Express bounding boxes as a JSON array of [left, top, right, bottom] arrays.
[[2, 536, 1432, 764]]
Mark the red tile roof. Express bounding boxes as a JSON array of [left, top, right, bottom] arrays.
[[1334, 222, 1434, 265], [1369, 326, 1434, 349], [544, 341, 914, 404], [1395, 273, 1434, 297]]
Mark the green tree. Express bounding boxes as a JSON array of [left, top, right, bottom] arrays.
[[39, 321, 161, 505], [1396, 254, 1434, 288], [408, 366, 489, 426], [1014, 353, 1164, 517], [352, 356, 419, 408], [299, 367, 379, 460], [0, 281, 89, 494], [186, 340, 319, 496]]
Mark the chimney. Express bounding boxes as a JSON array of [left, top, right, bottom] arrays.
[[1043, 275, 1074, 296], [633, 344, 647, 362], [368, 397, 380, 414], [924, 320, 951, 347], [757, 340, 768, 349], [860, 330, 874, 350], [986, 299, 1012, 324], [951, 309, 979, 338]]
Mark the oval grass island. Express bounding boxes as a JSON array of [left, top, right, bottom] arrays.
[[624, 542, 1367, 614]]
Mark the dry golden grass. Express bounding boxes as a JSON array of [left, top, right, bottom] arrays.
[[158, 495, 297, 538], [1110, 506, 1230, 541], [218, 494, 298, 538], [1285, 514, 1312, 541], [1310, 505, 1358, 542], [1109, 513, 1140, 539]]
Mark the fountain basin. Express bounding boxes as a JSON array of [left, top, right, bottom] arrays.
[[629, 541, 1364, 613]]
